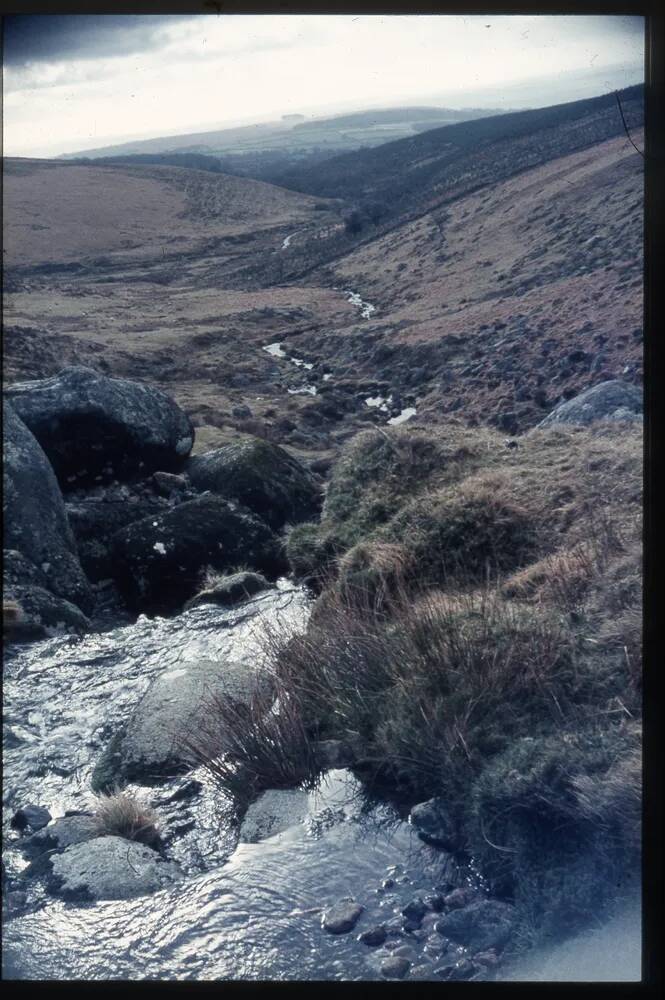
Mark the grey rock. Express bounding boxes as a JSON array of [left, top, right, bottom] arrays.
[[3, 401, 94, 614], [5, 583, 90, 638], [5, 366, 194, 486], [108, 495, 283, 613], [48, 836, 182, 901], [184, 571, 272, 611], [536, 380, 642, 429], [380, 956, 411, 979], [185, 436, 321, 530], [402, 896, 428, 924], [92, 657, 270, 792], [152, 471, 189, 496], [239, 788, 310, 843], [435, 899, 516, 952], [23, 814, 99, 856], [409, 798, 459, 851], [231, 405, 253, 419], [358, 925, 387, 947], [322, 899, 364, 934], [11, 804, 52, 832]]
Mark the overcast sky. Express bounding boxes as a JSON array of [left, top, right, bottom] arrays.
[[3, 14, 644, 158]]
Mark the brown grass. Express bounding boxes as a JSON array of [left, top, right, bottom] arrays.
[[93, 792, 160, 847]]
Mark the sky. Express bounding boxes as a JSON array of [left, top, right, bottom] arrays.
[[2, 14, 645, 158]]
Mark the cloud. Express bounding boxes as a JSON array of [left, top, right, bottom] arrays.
[[2, 14, 194, 67]]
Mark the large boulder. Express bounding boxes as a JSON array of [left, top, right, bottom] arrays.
[[5, 366, 194, 488], [3, 401, 94, 614], [108, 494, 285, 613], [92, 657, 272, 792], [536, 380, 642, 429], [3, 549, 88, 638], [185, 437, 321, 530], [45, 836, 182, 902]]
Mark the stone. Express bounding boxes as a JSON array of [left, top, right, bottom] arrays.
[[402, 896, 428, 924], [443, 887, 478, 910], [183, 571, 273, 611], [92, 657, 271, 792], [358, 925, 387, 947], [536, 380, 642, 429], [424, 893, 446, 913], [10, 804, 52, 832], [22, 814, 99, 856], [409, 798, 459, 851], [231, 405, 253, 419], [47, 836, 182, 902], [4, 583, 90, 638], [435, 899, 516, 952], [380, 956, 411, 979], [3, 401, 94, 615], [185, 437, 321, 530], [239, 788, 310, 843], [5, 366, 194, 486], [152, 471, 189, 496], [108, 495, 284, 614], [322, 899, 364, 934]]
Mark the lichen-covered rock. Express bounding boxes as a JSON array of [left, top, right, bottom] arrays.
[[5, 366, 194, 487], [108, 495, 284, 613], [183, 571, 273, 611], [92, 657, 271, 792], [47, 836, 182, 901], [3, 401, 94, 614], [185, 436, 321, 529], [536, 380, 642, 429]]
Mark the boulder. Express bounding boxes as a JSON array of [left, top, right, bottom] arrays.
[[409, 798, 460, 851], [536, 380, 642, 429], [434, 899, 516, 952], [185, 437, 321, 530], [5, 366, 194, 487], [152, 471, 189, 496], [46, 836, 182, 902], [108, 495, 284, 613], [10, 805, 52, 833], [239, 788, 311, 843], [322, 898, 364, 934], [3, 401, 94, 614], [21, 814, 100, 857], [92, 657, 271, 792], [183, 571, 273, 611], [4, 583, 90, 638]]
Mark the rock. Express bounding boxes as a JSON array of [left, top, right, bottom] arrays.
[[322, 899, 364, 934], [5, 366, 194, 486], [22, 814, 99, 856], [402, 897, 428, 924], [92, 657, 271, 792], [496, 411, 519, 435], [239, 788, 311, 843], [409, 798, 459, 851], [443, 887, 477, 910], [185, 437, 321, 530], [4, 583, 90, 637], [10, 804, 52, 832], [424, 893, 446, 913], [183, 571, 273, 611], [47, 836, 182, 902], [3, 401, 94, 614], [232, 405, 253, 419], [435, 958, 477, 981], [152, 471, 189, 496], [358, 925, 387, 947], [380, 956, 411, 979], [108, 495, 284, 613], [536, 380, 642, 429], [435, 899, 516, 952]]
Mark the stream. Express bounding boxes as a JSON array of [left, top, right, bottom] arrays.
[[2, 586, 471, 981]]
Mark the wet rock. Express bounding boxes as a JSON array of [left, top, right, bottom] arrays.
[[4, 583, 90, 637], [183, 571, 273, 611], [536, 380, 642, 428], [108, 495, 283, 613], [10, 804, 51, 832], [185, 437, 321, 530], [435, 899, 516, 952], [402, 896, 428, 924], [22, 814, 99, 856], [47, 835, 182, 902], [3, 401, 94, 615], [424, 892, 446, 912], [322, 899, 364, 934], [442, 887, 477, 910], [5, 366, 194, 486], [152, 471, 189, 496], [358, 925, 387, 947], [409, 798, 459, 851], [380, 956, 411, 979], [92, 657, 271, 792], [239, 788, 311, 843], [435, 958, 477, 981]]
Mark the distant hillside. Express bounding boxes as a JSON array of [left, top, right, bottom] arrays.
[[292, 106, 502, 130]]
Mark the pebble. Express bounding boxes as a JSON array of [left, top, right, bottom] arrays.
[[401, 896, 427, 923], [322, 899, 364, 934], [358, 925, 387, 947], [380, 956, 411, 979]]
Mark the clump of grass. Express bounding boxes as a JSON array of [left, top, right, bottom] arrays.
[[337, 541, 415, 611], [180, 673, 320, 808], [284, 522, 343, 586], [93, 792, 160, 848]]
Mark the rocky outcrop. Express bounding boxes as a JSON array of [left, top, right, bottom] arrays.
[[536, 380, 642, 429], [5, 366, 194, 487], [92, 657, 271, 792], [185, 437, 321, 530], [3, 401, 94, 615], [108, 495, 284, 613], [46, 836, 182, 902]]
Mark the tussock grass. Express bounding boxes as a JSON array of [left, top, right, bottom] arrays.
[[93, 792, 160, 847]]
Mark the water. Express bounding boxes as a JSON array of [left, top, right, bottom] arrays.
[[262, 342, 316, 394], [387, 407, 417, 426], [345, 290, 376, 320], [287, 386, 317, 396], [365, 395, 391, 412], [281, 233, 296, 250]]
